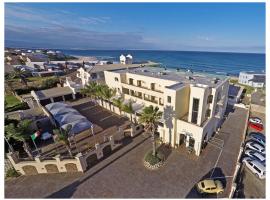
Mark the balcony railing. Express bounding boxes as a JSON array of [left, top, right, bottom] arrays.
[[122, 81, 163, 94], [144, 97, 158, 104]]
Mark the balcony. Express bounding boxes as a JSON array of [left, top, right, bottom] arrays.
[[130, 92, 143, 99], [121, 82, 164, 98], [144, 97, 158, 104]]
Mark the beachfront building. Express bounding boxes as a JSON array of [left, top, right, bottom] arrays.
[[76, 61, 152, 87], [104, 67, 229, 156], [238, 71, 265, 88], [120, 54, 126, 64], [119, 54, 133, 64]]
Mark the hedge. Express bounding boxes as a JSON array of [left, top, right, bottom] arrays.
[[5, 102, 29, 112]]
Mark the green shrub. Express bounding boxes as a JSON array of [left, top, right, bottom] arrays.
[[41, 77, 59, 89], [5, 102, 29, 112], [144, 150, 164, 166], [5, 168, 20, 178]]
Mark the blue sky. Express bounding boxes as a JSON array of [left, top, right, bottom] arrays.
[[5, 3, 265, 53]]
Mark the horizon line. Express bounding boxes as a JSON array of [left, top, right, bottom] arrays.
[[5, 46, 265, 55]]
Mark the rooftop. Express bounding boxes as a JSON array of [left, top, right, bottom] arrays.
[[112, 66, 228, 88], [84, 61, 158, 73], [33, 86, 73, 99], [241, 71, 265, 75]]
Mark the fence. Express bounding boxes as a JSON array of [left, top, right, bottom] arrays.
[[7, 135, 123, 176]]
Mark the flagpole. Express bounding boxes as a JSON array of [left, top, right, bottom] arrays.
[[32, 138, 40, 155]]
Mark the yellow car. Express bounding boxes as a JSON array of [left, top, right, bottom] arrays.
[[196, 179, 224, 194]]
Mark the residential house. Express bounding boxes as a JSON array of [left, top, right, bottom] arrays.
[[239, 71, 265, 88]]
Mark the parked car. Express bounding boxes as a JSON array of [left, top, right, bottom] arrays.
[[244, 150, 265, 164], [248, 134, 265, 146], [196, 179, 224, 194], [249, 117, 263, 125], [246, 141, 265, 155], [249, 122, 264, 132], [249, 132, 265, 139], [242, 157, 265, 179]]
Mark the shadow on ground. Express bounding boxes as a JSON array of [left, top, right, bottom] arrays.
[[47, 135, 150, 198], [185, 167, 226, 198]]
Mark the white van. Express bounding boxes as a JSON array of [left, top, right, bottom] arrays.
[[242, 157, 265, 179]]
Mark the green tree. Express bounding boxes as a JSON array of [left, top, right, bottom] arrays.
[[101, 85, 116, 111], [9, 68, 28, 87], [54, 125, 73, 157], [139, 105, 163, 156], [41, 77, 59, 89], [80, 82, 98, 100], [5, 120, 33, 159], [112, 97, 124, 115], [122, 100, 134, 123]]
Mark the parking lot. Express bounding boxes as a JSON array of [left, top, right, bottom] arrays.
[[5, 104, 248, 198], [40, 98, 130, 157], [236, 110, 265, 198]]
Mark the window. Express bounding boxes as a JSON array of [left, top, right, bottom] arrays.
[[91, 73, 97, 79], [205, 109, 211, 118], [254, 166, 261, 173], [167, 96, 171, 103], [157, 122, 164, 127], [207, 95, 213, 104], [129, 78, 134, 85], [191, 98, 199, 124], [115, 77, 119, 82]]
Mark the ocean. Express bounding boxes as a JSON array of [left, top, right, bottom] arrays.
[[61, 50, 265, 76]]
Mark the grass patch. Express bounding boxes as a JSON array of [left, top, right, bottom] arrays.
[[229, 78, 255, 95], [5, 168, 21, 178], [5, 95, 21, 108]]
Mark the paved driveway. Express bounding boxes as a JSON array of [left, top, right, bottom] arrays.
[[5, 105, 247, 198]]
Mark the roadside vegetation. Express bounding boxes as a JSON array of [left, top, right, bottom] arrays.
[[5, 168, 21, 178], [229, 78, 255, 95]]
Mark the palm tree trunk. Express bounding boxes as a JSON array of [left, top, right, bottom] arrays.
[[23, 141, 33, 159], [130, 113, 133, 123], [5, 137, 15, 153], [66, 146, 73, 157], [152, 131, 156, 156]]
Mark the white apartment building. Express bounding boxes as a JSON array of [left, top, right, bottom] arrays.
[[119, 54, 133, 64], [104, 67, 229, 156], [239, 71, 265, 88]]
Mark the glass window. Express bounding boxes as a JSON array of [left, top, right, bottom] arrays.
[[167, 96, 171, 103], [207, 95, 213, 103], [191, 98, 199, 124], [205, 109, 211, 118], [115, 77, 119, 82]]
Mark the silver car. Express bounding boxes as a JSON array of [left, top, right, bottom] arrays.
[[242, 157, 265, 179], [244, 150, 265, 165], [245, 141, 265, 155]]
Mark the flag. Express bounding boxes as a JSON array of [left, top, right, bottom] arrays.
[[31, 131, 41, 141]]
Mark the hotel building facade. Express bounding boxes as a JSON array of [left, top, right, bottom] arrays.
[[104, 67, 230, 156]]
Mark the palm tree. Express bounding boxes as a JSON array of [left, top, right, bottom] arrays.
[[112, 97, 124, 115], [81, 82, 98, 101], [10, 68, 28, 87], [139, 105, 163, 156], [101, 86, 116, 111], [5, 119, 34, 159], [122, 100, 134, 123], [54, 124, 73, 157], [95, 84, 106, 106]]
